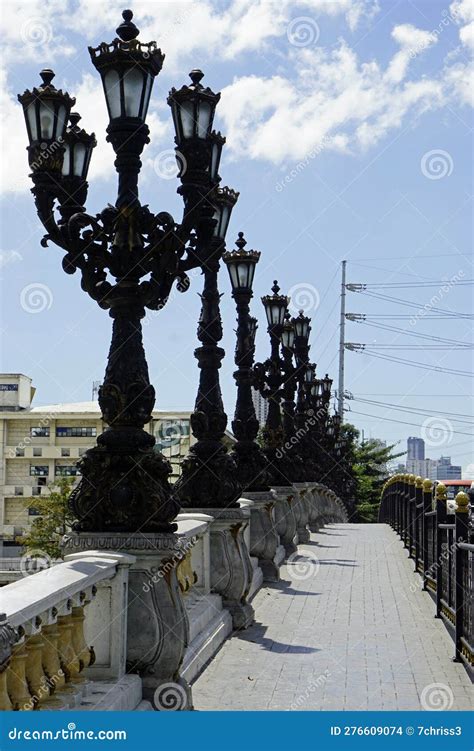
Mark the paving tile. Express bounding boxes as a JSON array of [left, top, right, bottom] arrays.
[[192, 524, 472, 711]]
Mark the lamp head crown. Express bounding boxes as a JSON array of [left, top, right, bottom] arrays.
[[116, 9, 139, 41]]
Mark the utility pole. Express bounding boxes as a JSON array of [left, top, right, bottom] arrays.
[[338, 260, 347, 417]]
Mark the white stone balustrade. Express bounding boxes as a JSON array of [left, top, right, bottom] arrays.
[[175, 514, 232, 682], [0, 482, 349, 712], [0, 552, 142, 710]]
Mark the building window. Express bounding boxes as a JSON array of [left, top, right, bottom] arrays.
[[61, 448, 70, 457], [28, 506, 40, 516], [55, 465, 81, 477], [56, 427, 97, 438], [32, 487, 41, 497], [14, 486, 23, 496], [15, 448, 25, 457], [30, 427, 50, 437], [33, 447, 42, 457], [78, 448, 87, 457], [30, 465, 49, 477]]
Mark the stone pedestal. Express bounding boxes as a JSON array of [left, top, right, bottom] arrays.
[[305, 482, 321, 532], [241, 493, 285, 582], [181, 507, 255, 630], [270, 486, 297, 556], [292, 483, 311, 543], [63, 533, 192, 711]]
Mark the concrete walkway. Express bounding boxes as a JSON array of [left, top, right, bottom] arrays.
[[193, 524, 472, 711]]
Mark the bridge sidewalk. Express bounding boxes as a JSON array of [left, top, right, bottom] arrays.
[[192, 523, 472, 711]]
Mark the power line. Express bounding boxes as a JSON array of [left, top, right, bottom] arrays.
[[349, 319, 472, 346], [348, 349, 473, 377], [351, 345, 472, 350], [353, 393, 473, 397], [358, 314, 472, 320], [350, 289, 472, 317], [349, 253, 474, 261], [353, 280, 474, 289], [352, 397, 474, 424], [352, 342, 474, 352], [348, 409, 474, 437]]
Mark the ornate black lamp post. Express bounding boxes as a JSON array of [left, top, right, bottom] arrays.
[[280, 313, 296, 442], [18, 10, 229, 533], [291, 308, 318, 481], [254, 281, 290, 485], [223, 233, 270, 491], [173, 185, 240, 508], [293, 311, 312, 437]]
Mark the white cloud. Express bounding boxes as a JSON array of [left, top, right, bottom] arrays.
[[459, 20, 474, 51], [0, 68, 31, 194], [0, 1, 472, 194], [450, 0, 474, 25], [0, 250, 23, 269], [218, 31, 446, 164], [444, 61, 474, 107], [1, 0, 76, 64], [388, 24, 438, 84], [450, 0, 474, 49], [302, 0, 380, 32]]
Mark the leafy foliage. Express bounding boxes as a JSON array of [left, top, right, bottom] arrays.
[[351, 436, 404, 523], [18, 478, 75, 559]]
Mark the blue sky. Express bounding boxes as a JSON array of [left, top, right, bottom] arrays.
[[0, 0, 472, 472]]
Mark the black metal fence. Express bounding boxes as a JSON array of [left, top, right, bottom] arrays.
[[379, 474, 473, 676]]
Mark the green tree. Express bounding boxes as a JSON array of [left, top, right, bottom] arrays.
[[352, 438, 404, 522], [19, 478, 75, 560]]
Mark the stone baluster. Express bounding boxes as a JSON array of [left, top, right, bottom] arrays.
[[0, 615, 18, 711], [271, 486, 297, 556], [1, 553, 126, 711], [7, 636, 33, 711], [242, 495, 284, 582], [292, 483, 311, 543]]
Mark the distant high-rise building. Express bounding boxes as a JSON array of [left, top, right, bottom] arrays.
[[407, 437, 425, 461], [436, 456, 462, 481], [406, 458, 438, 479], [252, 388, 268, 427]]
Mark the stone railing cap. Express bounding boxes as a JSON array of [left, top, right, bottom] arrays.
[[176, 518, 210, 538], [64, 551, 136, 565], [1, 556, 119, 627]]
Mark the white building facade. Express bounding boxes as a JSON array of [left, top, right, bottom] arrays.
[[0, 374, 235, 555]]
